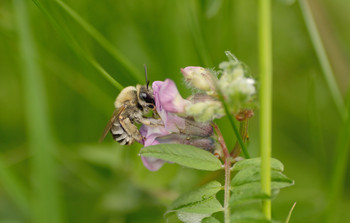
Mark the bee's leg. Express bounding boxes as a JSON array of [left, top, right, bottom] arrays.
[[138, 117, 164, 126], [119, 117, 143, 142]]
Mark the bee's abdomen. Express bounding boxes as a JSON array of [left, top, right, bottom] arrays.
[[110, 122, 131, 145]]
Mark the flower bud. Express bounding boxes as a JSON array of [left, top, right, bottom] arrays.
[[185, 100, 224, 122], [217, 55, 256, 113], [181, 66, 216, 92]]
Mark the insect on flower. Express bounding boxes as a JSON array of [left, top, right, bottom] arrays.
[[99, 65, 163, 145]]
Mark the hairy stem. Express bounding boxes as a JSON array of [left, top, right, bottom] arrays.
[[213, 124, 231, 223], [259, 0, 272, 219]]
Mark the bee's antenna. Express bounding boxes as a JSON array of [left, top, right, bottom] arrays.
[[144, 64, 150, 89]]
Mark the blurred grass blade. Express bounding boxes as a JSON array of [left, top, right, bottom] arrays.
[[86, 54, 124, 91], [285, 202, 296, 223], [307, 73, 326, 168], [0, 157, 30, 215], [185, 0, 213, 67], [32, 0, 123, 91], [13, 0, 64, 222], [54, 0, 143, 83], [327, 89, 350, 223], [299, 0, 346, 120]]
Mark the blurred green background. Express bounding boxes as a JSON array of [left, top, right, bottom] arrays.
[[1, 0, 350, 222]]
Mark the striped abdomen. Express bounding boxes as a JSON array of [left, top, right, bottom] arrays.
[[110, 121, 132, 145]]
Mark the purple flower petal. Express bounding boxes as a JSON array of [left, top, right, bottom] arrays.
[[153, 79, 190, 113], [141, 156, 165, 171]]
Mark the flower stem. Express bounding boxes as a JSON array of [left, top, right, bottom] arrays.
[[213, 124, 231, 223], [231, 119, 249, 158], [224, 157, 231, 223], [219, 97, 250, 158], [259, 0, 272, 219]]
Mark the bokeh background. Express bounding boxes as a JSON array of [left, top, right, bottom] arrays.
[[1, 0, 350, 222]]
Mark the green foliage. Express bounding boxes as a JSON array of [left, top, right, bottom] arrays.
[[232, 158, 284, 172], [230, 158, 294, 222], [203, 216, 222, 223], [140, 144, 223, 171], [167, 181, 223, 223], [1, 0, 350, 222], [166, 158, 293, 223]]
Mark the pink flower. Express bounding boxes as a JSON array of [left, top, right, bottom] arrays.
[[139, 79, 214, 171], [153, 79, 190, 114], [139, 125, 168, 171]]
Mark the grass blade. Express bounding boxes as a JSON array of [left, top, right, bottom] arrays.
[[13, 0, 64, 222], [326, 90, 350, 222], [299, 0, 346, 120], [54, 0, 143, 83], [185, 0, 213, 67], [0, 157, 30, 215], [32, 0, 123, 91]]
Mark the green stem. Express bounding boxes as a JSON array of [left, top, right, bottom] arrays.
[[259, 0, 272, 219], [298, 0, 346, 120], [231, 119, 249, 158], [219, 97, 250, 158], [213, 124, 231, 223]]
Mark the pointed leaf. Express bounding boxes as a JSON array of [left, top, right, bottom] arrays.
[[174, 196, 223, 223], [169, 181, 222, 211], [230, 182, 294, 204], [232, 158, 284, 172], [140, 144, 223, 171], [231, 168, 293, 187], [176, 196, 223, 214], [202, 216, 221, 223], [176, 212, 211, 223]]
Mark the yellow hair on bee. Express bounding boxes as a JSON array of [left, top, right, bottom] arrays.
[[114, 86, 137, 108]]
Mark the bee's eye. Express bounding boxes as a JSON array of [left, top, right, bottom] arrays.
[[140, 92, 155, 104], [140, 92, 147, 100], [148, 104, 154, 109]]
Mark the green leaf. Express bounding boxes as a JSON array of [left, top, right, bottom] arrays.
[[175, 197, 223, 223], [230, 183, 271, 204], [176, 196, 223, 214], [140, 144, 223, 171], [167, 182, 223, 223], [230, 182, 294, 204], [202, 216, 221, 223], [230, 209, 271, 223], [176, 212, 212, 223], [231, 168, 293, 187], [232, 158, 284, 172], [169, 181, 222, 211]]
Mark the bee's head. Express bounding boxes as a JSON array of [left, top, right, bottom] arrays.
[[136, 85, 155, 110]]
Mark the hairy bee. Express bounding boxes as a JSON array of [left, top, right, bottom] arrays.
[[100, 67, 162, 145]]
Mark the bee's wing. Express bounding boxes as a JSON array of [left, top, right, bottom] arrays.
[[99, 106, 125, 143]]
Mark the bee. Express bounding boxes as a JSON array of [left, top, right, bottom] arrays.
[[99, 65, 163, 145]]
